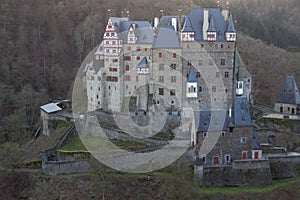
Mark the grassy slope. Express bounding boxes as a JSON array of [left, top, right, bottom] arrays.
[[1, 169, 300, 199]]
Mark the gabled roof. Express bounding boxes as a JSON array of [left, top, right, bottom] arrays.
[[207, 17, 216, 32], [226, 15, 235, 33], [119, 21, 154, 44], [188, 68, 197, 82], [189, 8, 227, 41], [275, 76, 300, 105], [182, 16, 194, 32], [194, 109, 229, 132], [137, 57, 149, 68], [153, 26, 180, 48], [233, 96, 252, 127]]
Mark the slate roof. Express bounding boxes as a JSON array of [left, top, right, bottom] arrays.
[[119, 21, 154, 44], [92, 59, 104, 73], [194, 109, 229, 132], [275, 76, 300, 105], [252, 131, 261, 150], [234, 49, 251, 80], [95, 41, 104, 55], [188, 8, 227, 41], [232, 96, 252, 127], [188, 68, 197, 82], [227, 15, 235, 33], [207, 17, 216, 32], [137, 57, 149, 68], [153, 26, 180, 48], [182, 16, 194, 32]]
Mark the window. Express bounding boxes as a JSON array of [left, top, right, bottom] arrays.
[[96, 95, 99, 99], [216, 72, 220, 78], [124, 75, 131, 81], [212, 86, 216, 92], [225, 154, 231, 164], [109, 68, 118, 72], [112, 59, 118, 62], [198, 60, 203, 66], [111, 33, 115, 36], [136, 47, 141, 51], [240, 137, 246, 144], [225, 72, 229, 78], [187, 60, 192, 66], [173, 53, 177, 58], [105, 33, 110, 36], [127, 46, 131, 51], [124, 56, 131, 61], [221, 44, 224, 48], [209, 60, 213, 66], [196, 72, 201, 78], [170, 63, 176, 70], [112, 41, 116, 45], [98, 87, 101, 91], [145, 48, 148, 51], [159, 63, 164, 70], [171, 76, 176, 83], [203, 132, 207, 137], [188, 86, 196, 93], [159, 76, 164, 83], [170, 89, 176, 96], [159, 88, 164, 95], [199, 86, 202, 93], [136, 56, 140, 60], [136, 76, 138, 82], [159, 52, 162, 57], [125, 65, 129, 71], [221, 59, 226, 66], [105, 41, 110, 45]]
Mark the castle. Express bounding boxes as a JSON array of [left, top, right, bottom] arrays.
[[84, 7, 261, 170], [85, 7, 252, 113]]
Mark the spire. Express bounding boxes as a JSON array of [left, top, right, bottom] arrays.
[[137, 57, 149, 68], [182, 16, 194, 32], [188, 68, 197, 82], [207, 17, 217, 32], [227, 15, 235, 33]]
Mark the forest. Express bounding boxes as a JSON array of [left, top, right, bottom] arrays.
[[0, 0, 299, 145]]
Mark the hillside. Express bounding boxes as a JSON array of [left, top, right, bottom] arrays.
[[237, 33, 300, 105]]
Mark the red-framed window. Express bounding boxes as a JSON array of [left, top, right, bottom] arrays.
[[173, 53, 177, 58], [159, 52, 162, 57], [125, 65, 130, 71]]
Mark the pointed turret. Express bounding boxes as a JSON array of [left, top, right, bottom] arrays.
[[186, 68, 198, 98], [226, 15, 236, 42], [207, 17, 217, 42], [137, 57, 149, 75], [181, 16, 195, 42]]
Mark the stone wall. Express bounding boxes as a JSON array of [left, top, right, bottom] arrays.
[[42, 160, 95, 176], [269, 156, 300, 179], [195, 159, 272, 187]]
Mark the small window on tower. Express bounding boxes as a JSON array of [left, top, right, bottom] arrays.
[[221, 59, 226, 66], [212, 86, 216, 92], [126, 65, 129, 71], [187, 60, 192, 66], [225, 72, 229, 78], [159, 52, 163, 57], [159, 88, 164, 95], [196, 72, 201, 78], [173, 53, 177, 58], [170, 89, 176, 96]]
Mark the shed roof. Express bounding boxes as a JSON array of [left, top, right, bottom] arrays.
[[40, 103, 62, 114]]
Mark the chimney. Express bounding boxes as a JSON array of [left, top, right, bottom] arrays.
[[154, 17, 159, 29], [222, 10, 229, 21], [203, 9, 209, 41], [171, 18, 177, 32]]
